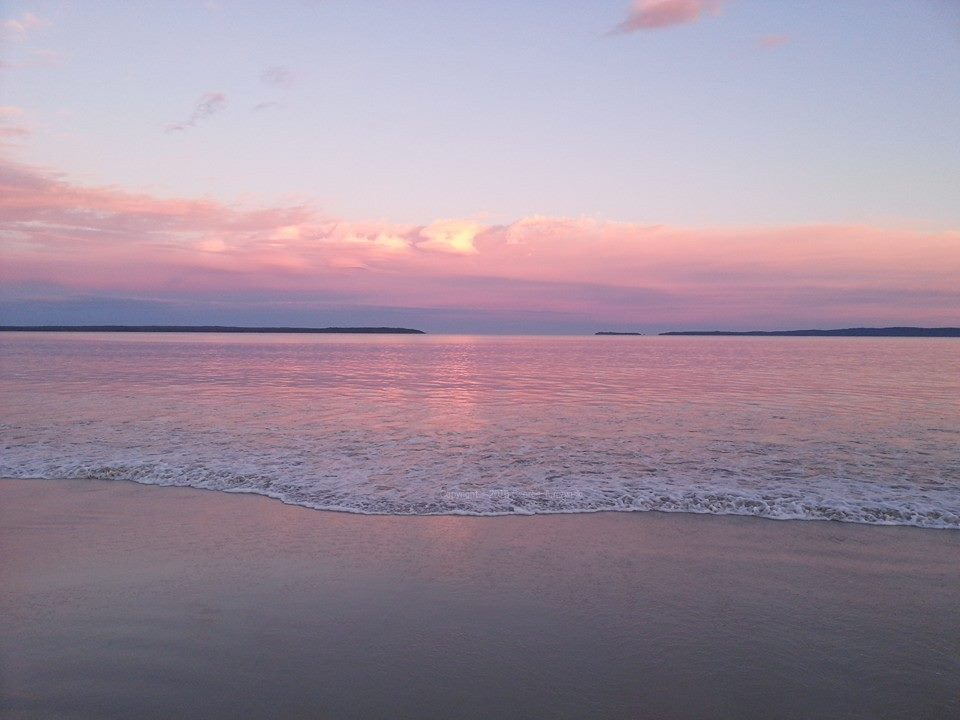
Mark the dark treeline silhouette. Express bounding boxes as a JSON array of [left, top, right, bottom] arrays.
[[659, 327, 960, 337], [0, 325, 426, 334]]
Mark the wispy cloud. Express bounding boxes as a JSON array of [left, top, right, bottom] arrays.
[[610, 0, 726, 34], [252, 101, 284, 112], [31, 49, 59, 63], [0, 126, 31, 139], [2, 158, 958, 329], [261, 66, 295, 87], [0, 124, 32, 150], [2, 11, 43, 40], [165, 92, 227, 133], [0, 107, 30, 143], [0, 49, 61, 71], [759, 34, 790, 49]]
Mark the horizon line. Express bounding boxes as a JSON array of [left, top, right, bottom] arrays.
[[2, 325, 959, 337]]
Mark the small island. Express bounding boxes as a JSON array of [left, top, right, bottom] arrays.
[[0, 325, 426, 334], [596, 331, 644, 336], [659, 327, 960, 337]]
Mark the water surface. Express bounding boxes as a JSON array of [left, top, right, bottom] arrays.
[[1, 333, 958, 527]]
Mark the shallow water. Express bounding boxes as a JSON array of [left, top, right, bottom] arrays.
[[1, 332, 958, 527]]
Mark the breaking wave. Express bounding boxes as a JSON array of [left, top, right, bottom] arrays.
[[2, 459, 957, 529]]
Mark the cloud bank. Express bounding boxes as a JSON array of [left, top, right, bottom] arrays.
[[1, 158, 957, 331]]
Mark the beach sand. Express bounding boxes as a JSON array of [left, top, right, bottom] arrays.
[[1, 478, 958, 719]]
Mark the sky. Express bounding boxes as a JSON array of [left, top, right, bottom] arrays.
[[1, 0, 959, 333]]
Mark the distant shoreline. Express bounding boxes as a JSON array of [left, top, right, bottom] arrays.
[[0, 325, 426, 334], [2, 325, 957, 337], [659, 327, 960, 337]]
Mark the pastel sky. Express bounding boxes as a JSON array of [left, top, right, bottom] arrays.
[[1, 0, 959, 332]]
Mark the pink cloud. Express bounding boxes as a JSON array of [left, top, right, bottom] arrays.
[[0, 127, 30, 138], [610, 0, 726, 34], [0, 125, 31, 147], [3, 11, 43, 40], [759, 34, 790, 48], [1, 159, 958, 328]]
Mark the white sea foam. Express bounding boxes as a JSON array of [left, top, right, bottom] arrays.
[[2, 450, 957, 528]]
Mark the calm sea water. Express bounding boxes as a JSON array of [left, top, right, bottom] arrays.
[[1, 333, 958, 527]]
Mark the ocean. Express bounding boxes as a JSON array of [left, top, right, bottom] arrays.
[[2, 332, 958, 528]]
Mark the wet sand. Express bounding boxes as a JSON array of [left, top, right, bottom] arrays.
[[1, 478, 958, 719]]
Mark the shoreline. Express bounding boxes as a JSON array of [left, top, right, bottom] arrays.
[[2, 474, 956, 530], [3, 477, 958, 719]]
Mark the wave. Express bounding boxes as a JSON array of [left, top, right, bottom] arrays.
[[2, 462, 957, 529]]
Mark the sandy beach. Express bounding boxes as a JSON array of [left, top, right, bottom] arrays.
[[1, 478, 957, 719]]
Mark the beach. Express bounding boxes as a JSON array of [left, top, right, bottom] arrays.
[[2, 478, 957, 719]]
